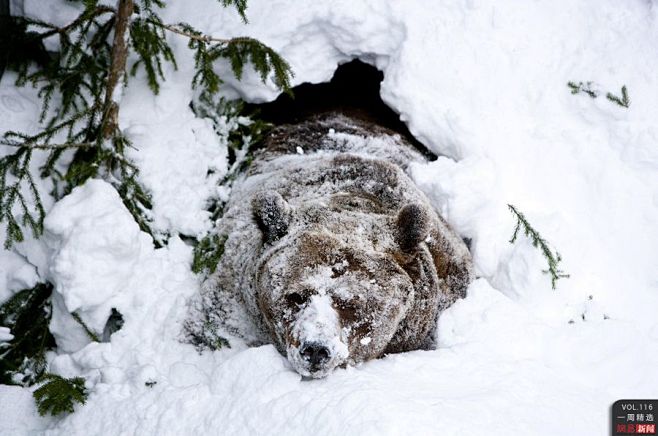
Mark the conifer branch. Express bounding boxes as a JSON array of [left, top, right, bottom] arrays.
[[33, 373, 88, 416], [37, 6, 116, 39], [508, 204, 569, 289], [192, 233, 227, 275], [567, 81, 598, 98], [129, 13, 176, 94], [219, 0, 248, 23], [606, 85, 630, 108], [2, 142, 95, 150], [568, 81, 630, 109], [0, 283, 55, 386], [0, 147, 44, 248], [155, 22, 233, 44], [151, 20, 293, 94], [1, 0, 292, 248]]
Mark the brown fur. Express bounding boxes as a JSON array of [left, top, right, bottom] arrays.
[[190, 113, 474, 377]]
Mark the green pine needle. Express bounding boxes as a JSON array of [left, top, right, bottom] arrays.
[[70, 312, 101, 342], [1, 1, 292, 248], [33, 373, 88, 417], [219, 0, 248, 23], [0, 283, 55, 386], [606, 85, 630, 108], [130, 14, 177, 94], [192, 233, 227, 275], [566, 81, 597, 98], [508, 204, 570, 289], [568, 81, 630, 109]]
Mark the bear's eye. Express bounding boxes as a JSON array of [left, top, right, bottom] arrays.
[[286, 292, 308, 306]]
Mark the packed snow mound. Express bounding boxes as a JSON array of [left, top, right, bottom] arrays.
[[44, 181, 150, 335], [1, 0, 658, 435]]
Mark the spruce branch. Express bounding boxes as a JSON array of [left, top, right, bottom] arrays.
[[192, 233, 227, 275], [36, 6, 116, 39], [2, 142, 95, 150], [508, 204, 569, 289], [219, 37, 293, 92], [0, 147, 45, 248], [606, 85, 630, 108], [0, 0, 156, 247], [155, 22, 234, 44], [567, 81, 598, 98], [568, 81, 630, 108], [219, 0, 248, 23], [33, 373, 88, 417], [1, 0, 292, 247], [0, 283, 55, 386], [129, 12, 176, 94], [151, 21, 293, 94]]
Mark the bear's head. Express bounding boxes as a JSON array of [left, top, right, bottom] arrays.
[[252, 191, 431, 378]]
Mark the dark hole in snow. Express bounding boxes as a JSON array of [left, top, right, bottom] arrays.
[[102, 308, 125, 342], [246, 59, 436, 160]]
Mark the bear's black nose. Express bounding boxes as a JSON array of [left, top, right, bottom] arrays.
[[300, 342, 331, 367]]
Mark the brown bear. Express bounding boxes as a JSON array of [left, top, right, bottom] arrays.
[[189, 113, 474, 378]]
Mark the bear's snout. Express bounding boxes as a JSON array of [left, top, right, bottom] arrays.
[[300, 342, 331, 368], [286, 293, 349, 378]]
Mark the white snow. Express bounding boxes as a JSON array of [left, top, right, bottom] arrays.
[[0, 326, 13, 342], [0, 385, 49, 435], [44, 181, 152, 334], [1, 0, 658, 434]]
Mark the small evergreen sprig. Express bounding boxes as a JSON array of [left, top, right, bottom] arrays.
[[567, 81, 630, 109], [185, 315, 231, 351], [567, 81, 598, 98], [606, 85, 630, 108], [33, 373, 88, 417], [508, 204, 569, 289], [192, 233, 227, 275]]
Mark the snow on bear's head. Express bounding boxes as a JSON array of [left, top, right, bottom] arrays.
[[252, 191, 425, 378]]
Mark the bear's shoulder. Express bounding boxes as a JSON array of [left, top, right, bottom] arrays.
[[248, 112, 426, 175]]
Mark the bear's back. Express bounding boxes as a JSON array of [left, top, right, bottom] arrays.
[[201, 113, 472, 350], [213, 114, 432, 333], [251, 113, 426, 174]]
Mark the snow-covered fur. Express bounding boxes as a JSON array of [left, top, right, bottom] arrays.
[[190, 113, 473, 378]]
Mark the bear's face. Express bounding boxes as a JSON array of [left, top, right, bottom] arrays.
[[256, 231, 415, 378], [252, 191, 430, 378]]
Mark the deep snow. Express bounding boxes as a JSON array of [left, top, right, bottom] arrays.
[[1, 0, 658, 435]]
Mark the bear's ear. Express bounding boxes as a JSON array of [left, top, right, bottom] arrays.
[[252, 190, 291, 244], [395, 203, 430, 252]]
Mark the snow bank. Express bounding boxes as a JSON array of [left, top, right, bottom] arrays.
[[0, 385, 49, 435], [44, 181, 150, 333], [1, 0, 658, 434]]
